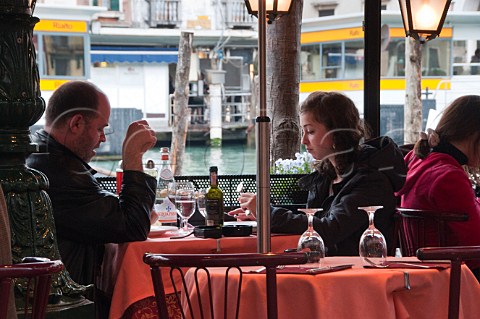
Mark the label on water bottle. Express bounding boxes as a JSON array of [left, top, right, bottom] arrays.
[[155, 197, 177, 225], [159, 168, 173, 181]]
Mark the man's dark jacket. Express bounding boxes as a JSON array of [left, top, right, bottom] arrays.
[[271, 136, 407, 256], [27, 129, 156, 285]]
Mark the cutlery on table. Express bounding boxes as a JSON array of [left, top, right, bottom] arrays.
[[306, 264, 354, 273]]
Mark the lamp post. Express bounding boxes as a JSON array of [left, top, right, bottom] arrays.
[[398, 0, 451, 144], [399, 0, 452, 43], [244, 0, 293, 253], [0, 0, 91, 315]]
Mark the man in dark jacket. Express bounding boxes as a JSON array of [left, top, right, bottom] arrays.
[[27, 81, 157, 288]]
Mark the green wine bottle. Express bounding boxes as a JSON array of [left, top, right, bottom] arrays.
[[205, 166, 224, 226]]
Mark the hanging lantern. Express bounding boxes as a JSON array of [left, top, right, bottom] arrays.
[[244, 0, 294, 23], [398, 0, 451, 43]]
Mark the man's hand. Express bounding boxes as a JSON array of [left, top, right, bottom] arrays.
[[122, 120, 157, 171], [150, 209, 160, 225], [227, 192, 257, 221]]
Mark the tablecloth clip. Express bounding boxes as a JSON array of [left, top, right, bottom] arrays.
[[403, 271, 411, 290]]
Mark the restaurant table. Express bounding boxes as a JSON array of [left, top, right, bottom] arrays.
[[182, 256, 480, 319], [100, 230, 301, 319]]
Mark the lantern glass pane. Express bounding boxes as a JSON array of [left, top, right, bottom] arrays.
[[248, 0, 258, 12], [410, 0, 449, 31], [245, 0, 292, 15], [276, 0, 292, 12], [399, 0, 410, 32]]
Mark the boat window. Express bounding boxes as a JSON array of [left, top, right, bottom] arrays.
[[42, 35, 86, 77], [321, 42, 342, 79], [301, 45, 320, 81]]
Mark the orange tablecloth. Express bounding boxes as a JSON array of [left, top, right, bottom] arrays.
[[101, 232, 301, 319], [183, 256, 480, 319]]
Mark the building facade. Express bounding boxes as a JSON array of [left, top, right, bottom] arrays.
[[32, 0, 480, 147]]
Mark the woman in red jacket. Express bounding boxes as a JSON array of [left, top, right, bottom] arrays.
[[397, 95, 480, 278]]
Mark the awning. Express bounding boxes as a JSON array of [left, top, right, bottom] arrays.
[[91, 46, 178, 64]]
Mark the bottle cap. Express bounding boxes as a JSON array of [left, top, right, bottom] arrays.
[[209, 166, 218, 172], [161, 147, 170, 161]]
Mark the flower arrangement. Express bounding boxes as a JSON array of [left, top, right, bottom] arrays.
[[272, 152, 315, 174]]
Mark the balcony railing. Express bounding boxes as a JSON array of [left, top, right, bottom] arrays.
[[147, 0, 181, 28], [222, 0, 256, 29], [168, 91, 252, 127]]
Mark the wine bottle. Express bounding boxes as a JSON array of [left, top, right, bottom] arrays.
[[205, 166, 224, 226]]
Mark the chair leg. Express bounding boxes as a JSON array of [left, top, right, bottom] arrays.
[[448, 261, 462, 319], [265, 268, 278, 319], [0, 279, 12, 319]]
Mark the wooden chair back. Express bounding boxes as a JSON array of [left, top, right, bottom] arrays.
[[143, 252, 308, 319], [395, 208, 468, 256], [417, 246, 480, 319], [399, 143, 415, 156], [0, 258, 63, 319]]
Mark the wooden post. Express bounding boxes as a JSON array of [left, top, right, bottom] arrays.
[[170, 32, 193, 175], [404, 37, 423, 144], [266, 0, 302, 164]]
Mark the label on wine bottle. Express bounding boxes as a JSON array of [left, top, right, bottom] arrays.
[[205, 198, 223, 226]]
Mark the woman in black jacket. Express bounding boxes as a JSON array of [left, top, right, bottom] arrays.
[[229, 91, 406, 256]]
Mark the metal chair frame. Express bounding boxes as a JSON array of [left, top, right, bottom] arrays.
[[417, 246, 480, 319], [394, 208, 468, 256], [0, 258, 63, 319], [143, 252, 308, 319]]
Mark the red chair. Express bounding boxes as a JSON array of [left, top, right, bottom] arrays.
[[417, 246, 480, 319], [143, 252, 308, 319], [0, 258, 64, 319], [395, 208, 468, 256]]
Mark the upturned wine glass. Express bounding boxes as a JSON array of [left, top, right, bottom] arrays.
[[358, 206, 387, 266], [297, 208, 325, 268]]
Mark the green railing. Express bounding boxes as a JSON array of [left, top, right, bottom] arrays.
[[97, 174, 308, 211]]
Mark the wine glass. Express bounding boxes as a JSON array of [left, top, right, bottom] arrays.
[[297, 208, 325, 268], [175, 186, 196, 235], [168, 182, 195, 229], [196, 188, 207, 219], [358, 206, 387, 267]]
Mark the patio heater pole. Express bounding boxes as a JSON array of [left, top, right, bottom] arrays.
[[256, 0, 271, 253], [364, 0, 381, 138]]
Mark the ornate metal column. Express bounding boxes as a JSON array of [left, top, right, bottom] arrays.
[[0, 0, 89, 313]]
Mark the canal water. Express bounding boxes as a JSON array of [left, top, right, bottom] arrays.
[[91, 142, 258, 176]]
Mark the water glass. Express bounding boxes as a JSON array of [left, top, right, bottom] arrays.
[[196, 188, 207, 219], [175, 187, 196, 235]]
